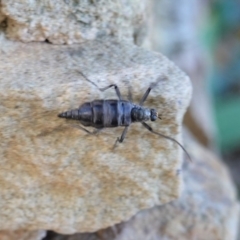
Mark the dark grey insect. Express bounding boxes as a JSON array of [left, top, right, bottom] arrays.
[[58, 77, 191, 161]]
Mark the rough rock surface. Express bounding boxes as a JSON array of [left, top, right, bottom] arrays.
[[46, 132, 240, 240], [0, 11, 5, 24], [0, 0, 147, 44], [0, 230, 46, 240], [0, 37, 191, 233]]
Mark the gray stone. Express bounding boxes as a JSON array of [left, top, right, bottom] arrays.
[[48, 131, 240, 240], [0, 37, 191, 233], [0, 230, 46, 240], [1, 0, 147, 44]]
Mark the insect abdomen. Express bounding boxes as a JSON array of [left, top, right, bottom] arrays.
[[90, 100, 133, 128], [101, 100, 132, 128], [58, 100, 133, 128], [58, 102, 92, 126]]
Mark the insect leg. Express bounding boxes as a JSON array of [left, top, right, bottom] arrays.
[[71, 124, 103, 135], [139, 76, 167, 106], [99, 84, 122, 100], [141, 122, 192, 162], [139, 86, 151, 106], [76, 71, 122, 100], [127, 85, 133, 102], [113, 126, 129, 148]]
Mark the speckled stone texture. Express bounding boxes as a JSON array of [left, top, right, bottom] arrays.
[[0, 0, 147, 44], [0, 37, 191, 233], [46, 132, 240, 240], [0, 230, 46, 240]]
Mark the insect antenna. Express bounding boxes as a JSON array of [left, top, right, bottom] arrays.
[[141, 122, 192, 162]]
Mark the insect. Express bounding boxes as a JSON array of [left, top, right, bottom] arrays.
[[58, 77, 191, 161]]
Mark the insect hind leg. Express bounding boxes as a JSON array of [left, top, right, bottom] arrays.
[[99, 84, 122, 100], [139, 76, 167, 106], [71, 124, 103, 135], [75, 71, 122, 101]]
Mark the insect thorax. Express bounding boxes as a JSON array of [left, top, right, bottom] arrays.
[[131, 107, 149, 122], [131, 106, 158, 122]]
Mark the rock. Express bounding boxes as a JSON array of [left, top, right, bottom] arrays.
[[0, 37, 191, 233], [0, 230, 46, 240], [0, 11, 5, 24], [47, 131, 240, 240], [0, 0, 147, 44]]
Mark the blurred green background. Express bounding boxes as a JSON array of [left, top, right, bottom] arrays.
[[210, 0, 240, 152]]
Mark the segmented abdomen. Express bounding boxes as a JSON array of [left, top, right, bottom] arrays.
[[58, 100, 133, 128]]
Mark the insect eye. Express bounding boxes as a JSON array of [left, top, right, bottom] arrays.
[[151, 115, 157, 121], [150, 109, 157, 121]]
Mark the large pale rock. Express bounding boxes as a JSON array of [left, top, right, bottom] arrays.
[[0, 230, 46, 240], [0, 0, 147, 44], [48, 131, 240, 240], [0, 37, 191, 233], [0, 11, 5, 24]]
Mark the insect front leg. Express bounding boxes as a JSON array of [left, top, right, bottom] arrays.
[[99, 84, 122, 100], [127, 85, 133, 102], [113, 126, 129, 148], [71, 124, 103, 135], [139, 76, 167, 105]]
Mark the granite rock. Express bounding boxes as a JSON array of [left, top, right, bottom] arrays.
[[0, 37, 191, 233], [0, 0, 147, 44], [47, 132, 240, 240], [0, 230, 46, 240]]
